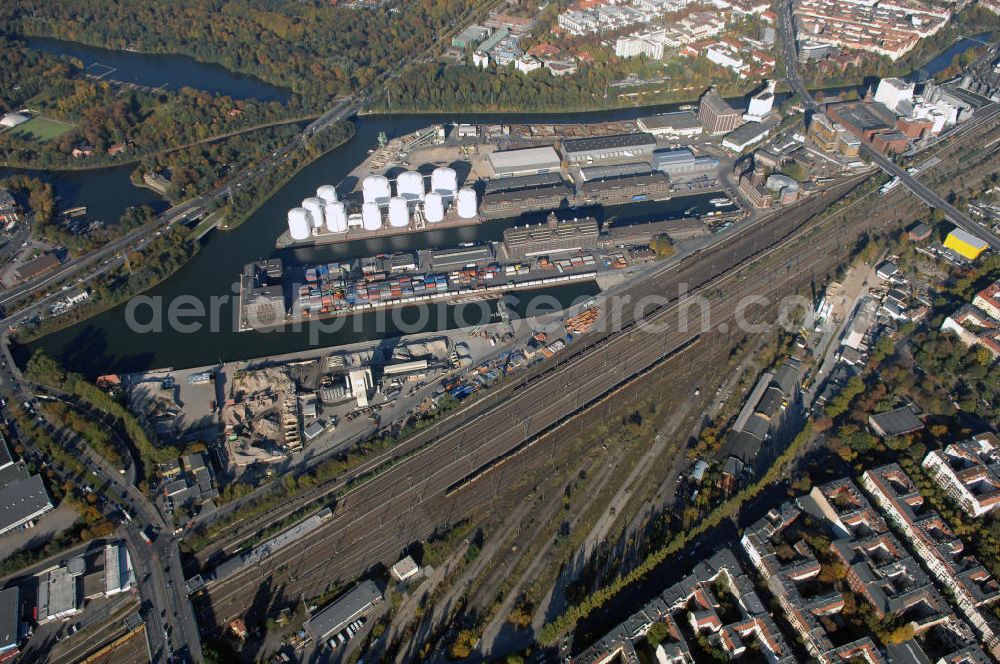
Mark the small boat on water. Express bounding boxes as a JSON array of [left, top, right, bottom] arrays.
[[678, 104, 695, 111], [710, 197, 731, 207]]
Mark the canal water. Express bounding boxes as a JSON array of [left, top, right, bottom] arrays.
[[0, 164, 169, 225], [25, 36, 291, 102], [20, 34, 991, 375]]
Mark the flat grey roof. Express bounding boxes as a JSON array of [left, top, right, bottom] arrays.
[[870, 406, 924, 437], [0, 437, 11, 470], [561, 132, 655, 154], [306, 580, 382, 644], [653, 148, 695, 165], [0, 587, 17, 652], [38, 567, 76, 620], [0, 462, 28, 488], [483, 172, 564, 194], [638, 112, 701, 130], [723, 121, 771, 146], [0, 474, 52, 533], [579, 162, 651, 181], [483, 183, 572, 205], [430, 245, 493, 267], [487, 146, 561, 172]]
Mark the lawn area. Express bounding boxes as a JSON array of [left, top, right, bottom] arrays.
[[11, 116, 75, 142]]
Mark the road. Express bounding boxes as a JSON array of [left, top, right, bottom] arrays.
[[0, 96, 360, 333], [0, 333, 204, 664], [194, 173, 887, 629], [774, 0, 1000, 249]]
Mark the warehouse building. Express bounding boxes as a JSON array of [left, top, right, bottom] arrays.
[[104, 542, 135, 597], [698, 88, 741, 134], [560, 133, 656, 165], [305, 580, 382, 645], [503, 213, 599, 259], [577, 172, 670, 204], [652, 148, 719, 180], [944, 228, 989, 261], [482, 183, 572, 213], [578, 162, 651, 182], [430, 245, 493, 269], [483, 172, 564, 194], [487, 145, 561, 177], [721, 121, 772, 152], [636, 112, 703, 138], [37, 565, 80, 622], [0, 587, 18, 662], [0, 465, 53, 537]]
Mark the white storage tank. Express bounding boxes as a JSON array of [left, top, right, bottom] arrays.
[[388, 197, 409, 228], [396, 171, 425, 202], [424, 192, 445, 223], [361, 202, 382, 231], [302, 197, 325, 229], [287, 208, 312, 241], [316, 185, 338, 204], [456, 188, 477, 219], [431, 167, 458, 199], [362, 175, 391, 205], [325, 201, 348, 233]]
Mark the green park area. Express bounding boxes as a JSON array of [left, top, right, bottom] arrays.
[[11, 115, 75, 142]]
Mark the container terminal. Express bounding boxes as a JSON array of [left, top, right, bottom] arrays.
[[274, 119, 734, 249], [245, 201, 741, 332]]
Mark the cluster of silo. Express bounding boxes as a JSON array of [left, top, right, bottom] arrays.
[[315, 185, 347, 233], [302, 197, 325, 231], [284, 167, 479, 241]]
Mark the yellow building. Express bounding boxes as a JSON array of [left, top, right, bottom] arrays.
[[944, 228, 988, 260]]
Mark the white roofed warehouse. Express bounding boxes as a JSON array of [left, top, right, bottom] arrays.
[[487, 146, 562, 177]]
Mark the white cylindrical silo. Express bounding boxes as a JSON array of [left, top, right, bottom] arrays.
[[288, 208, 312, 241], [456, 188, 477, 219], [361, 202, 382, 231], [388, 197, 409, 228], [325, 201, 348, 233], [302, 197, 325, 228], [362, 175, 391, 205], [316, 185, 338, 204], [396, 171, 425, 202], [431, 167, 458, 199], [424, 192, 444, 223]]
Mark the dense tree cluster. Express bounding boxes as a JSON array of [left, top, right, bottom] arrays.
[[0, 36, 298, 168], [0, 0, 479, 104], [375, 56, 752, 113], [132, 122, 303, 203]]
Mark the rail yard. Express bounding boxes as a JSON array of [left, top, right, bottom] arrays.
[[193, 169, 888, 628]]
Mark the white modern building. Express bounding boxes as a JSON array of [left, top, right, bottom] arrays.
[[874, 77, 915, 114], [104, 542, 135, 597], [922, 433, 1000, 517]]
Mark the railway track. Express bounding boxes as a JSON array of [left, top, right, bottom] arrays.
[[191, 174, 870, 565], [197, 171, 901, 627]]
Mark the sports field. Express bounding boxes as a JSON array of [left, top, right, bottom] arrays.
[[10, 116, 75, 142]]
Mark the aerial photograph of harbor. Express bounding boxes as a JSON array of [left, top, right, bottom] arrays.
[[0, 0, 999, 663]]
